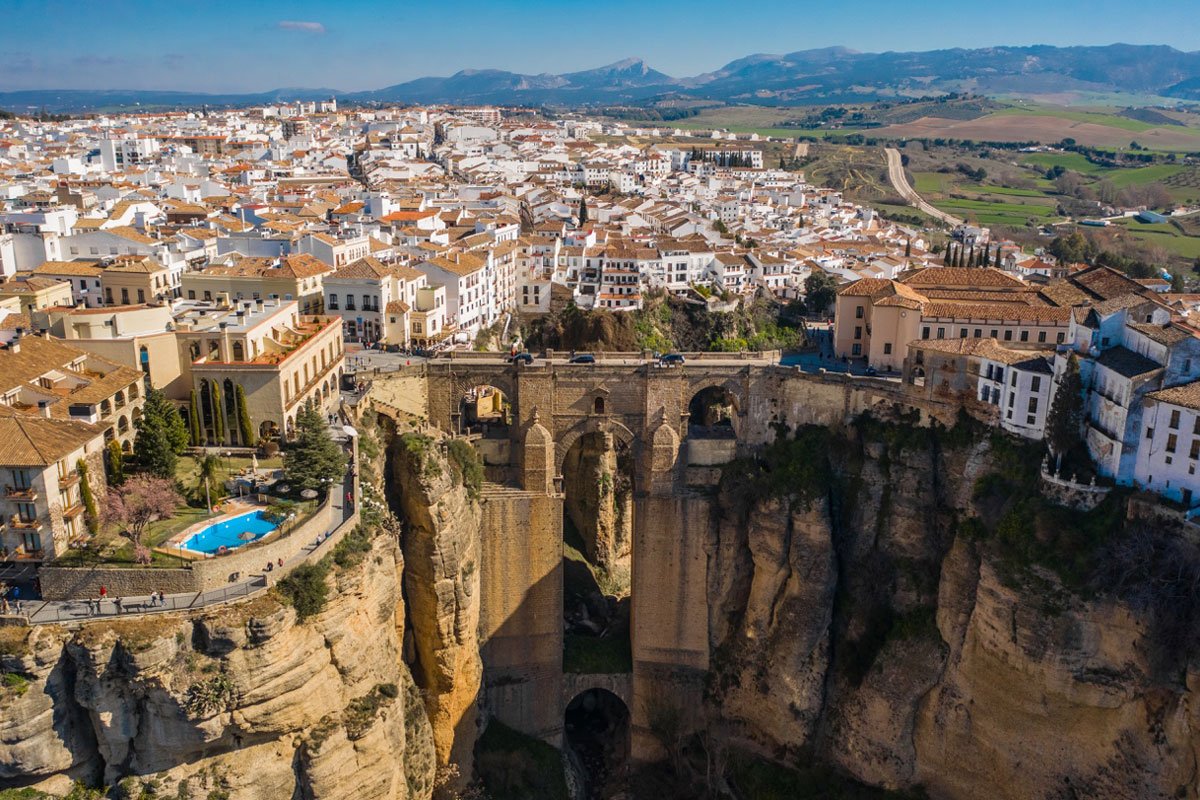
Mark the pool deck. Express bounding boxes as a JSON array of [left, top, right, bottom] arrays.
[[159, 500, 260, 559]]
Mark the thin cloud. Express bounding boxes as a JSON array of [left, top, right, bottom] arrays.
[[278, 20, 326, 34]]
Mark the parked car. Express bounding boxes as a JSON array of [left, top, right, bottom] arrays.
[[865, 365, 878, 376], [567, 354, 596, 364], [659, 353, 686, 366], [507, 351, 534, 365]]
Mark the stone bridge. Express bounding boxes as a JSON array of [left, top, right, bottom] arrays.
[[367, 352, 957, 758]]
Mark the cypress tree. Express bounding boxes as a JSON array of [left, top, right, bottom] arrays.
[[235, 385, 254, 447], [77, 459, 99, 535], [904, 239, 912, 259], [1045, 354, 1085, 474], [189, 389, 201, 446], [578, 195, 588, 226], [968, 246, 976, 267], [106, 439, 125, 486], [211, 382, 225, 443]]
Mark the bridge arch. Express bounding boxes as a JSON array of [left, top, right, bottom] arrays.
[[562, 684, 631, 799], [685, 378, 744, 440], [555, 418, 636, 477]]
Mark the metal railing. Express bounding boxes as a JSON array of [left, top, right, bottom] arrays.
[[24, 576, 269, 624]]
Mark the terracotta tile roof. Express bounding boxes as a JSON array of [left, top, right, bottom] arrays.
[[32, 261, 104, 278], [909, 337, 1055, 367], [901, 266, 1027, 290], [0, 412, 101, 467], [922, 302, 1071, 324], [1147, 379, 1200, 411]]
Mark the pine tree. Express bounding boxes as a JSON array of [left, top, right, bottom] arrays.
[[283, 401, 348, 493], [235, 385, 254, 447], [1045, 354, 1086, 474], [189, 389, 201, 446], [134, 388, 189, 480], [578, 195, 588, 226]]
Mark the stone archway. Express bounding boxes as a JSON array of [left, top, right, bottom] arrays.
[[563, 687, 631, 799]]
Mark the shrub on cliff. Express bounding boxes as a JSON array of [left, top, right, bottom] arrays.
[[274, 561, 330, 620], [447, 438, 483, 499], [475, 720, 569, 800]]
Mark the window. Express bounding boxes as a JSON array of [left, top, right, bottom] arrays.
[[1003, 330, 1013, 341], [855, 305, 864, 319], [990, 330, 998, 339], [854, 326, 862, 340], [137, 289, 145, 303], [851, 343, 862, 356], [1147, 427, 1155, 439], [936, 327, 945, 339], [960, 328, 968, 338], [1101, 337, 1110, 347], [187, 290, 196, 300], [121, 288, 130, 304], [995, 368, 1004, 383], [1171, 410, 1182, 429], [1011, 372, 1018, 387], [346, 296, 356, 310], [328, 294, 338, 310], [1027, 397, 1038, 414], [1057, 332, 1065, 344], [883, 343, 892, 355], [1168, 434, 1178, 453], [1008, 392, 1015, 408], [922, 326, 930, 339], [1190, 440, 1199, 460], [974, 329, 982, 338], [1031, 376, 1041, 393], [1038, 331, 1047, 343]]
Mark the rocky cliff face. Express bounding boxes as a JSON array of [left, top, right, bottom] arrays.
[[389, 432, 483, 779], [0, 533, 435, 800], [562, 431, 632, 569], [706, 422, 1200, 799]]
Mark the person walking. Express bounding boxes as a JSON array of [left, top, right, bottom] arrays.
[[99, 585, 108, 601], [113, 596, 123, 614]]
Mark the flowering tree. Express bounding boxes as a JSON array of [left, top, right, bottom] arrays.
[[102, 475, 182, 564]]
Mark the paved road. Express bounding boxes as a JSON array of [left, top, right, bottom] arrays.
[[884, 147, 965, 228]]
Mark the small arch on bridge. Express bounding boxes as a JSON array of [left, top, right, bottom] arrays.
[[686, 382, 742, 440], [563, 687, 631, 798], [555, 419, 636, 478], [460, 383, 512, 437]]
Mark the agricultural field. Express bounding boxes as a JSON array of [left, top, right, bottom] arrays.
[[1110, 216, 1200, 260]]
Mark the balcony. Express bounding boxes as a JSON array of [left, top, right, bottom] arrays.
[[62, 502, 85, 519], [58, 473, 80, 490], [8, 516, 43, 532], [5, 486, 37, 501]]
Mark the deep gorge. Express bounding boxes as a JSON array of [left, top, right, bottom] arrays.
[[4, 407, 1200, 800]]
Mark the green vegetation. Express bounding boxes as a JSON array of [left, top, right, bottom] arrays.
[[184, 673, 235, 716], [447, 438, 484, 500], [1, 672, 30, 696], [524, 293, 805, 354], [722, 425, 835, 514], [331, 525, 375, 572], [343, 683, 399, 739], [106, 439, 125, 486], [77, 458, 100, 535], [274, 561, 330, 620], [134, 387, 190, 480], [283, 401, 348, 493], [563, 625, 632, 674], [475, 719, 569, 800], [235, 385, 254, 447]]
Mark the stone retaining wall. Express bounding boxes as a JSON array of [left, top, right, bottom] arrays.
[[39, 566, 200, 601], [39, 501, 336, 600], [1039, 469, 1112, 512], [192, 501, 334, 591]]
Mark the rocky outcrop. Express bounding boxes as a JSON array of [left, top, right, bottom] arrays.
[[705, 425, 1200, 799], [390, 432, 483, 777], [0, 535, 435, 800], [562, 431, 632, 569]]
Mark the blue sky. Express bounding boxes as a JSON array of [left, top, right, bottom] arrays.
[[3, 0, 1200, 92]]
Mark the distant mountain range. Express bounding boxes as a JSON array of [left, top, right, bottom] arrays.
[[7, 44, 1200, 113]]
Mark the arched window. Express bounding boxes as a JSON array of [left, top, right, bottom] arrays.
[[117, 416, 129, 434], [232, 341, 245, 361], [593, 396, 605, 415]]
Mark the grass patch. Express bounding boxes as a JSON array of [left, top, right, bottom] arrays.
[[0, 627, 31, 657], [476, 719, 569, 800], [563, 628, 632, 674]]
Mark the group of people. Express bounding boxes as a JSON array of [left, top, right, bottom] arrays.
[[84, 586, 168, 615], [264, 557, 285, 572]]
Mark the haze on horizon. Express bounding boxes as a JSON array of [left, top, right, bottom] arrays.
[[4, 0, 1200, 94]]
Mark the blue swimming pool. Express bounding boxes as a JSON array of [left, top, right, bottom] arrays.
[[180, 510, 280, 555]]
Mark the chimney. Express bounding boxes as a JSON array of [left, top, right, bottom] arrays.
[[37, 400, 50, 418]]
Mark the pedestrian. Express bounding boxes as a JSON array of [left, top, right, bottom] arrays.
[[99, 585, 108, 600], [15, 599, 22, 614], [277, 558, 283, 569], [113, 597, 122, 614]]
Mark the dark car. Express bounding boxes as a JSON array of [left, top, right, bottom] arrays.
[[507, 351, 534, 365], [659, 353, 686, 366], [567, 354, 596, 364], [865, 365, 878, 376]]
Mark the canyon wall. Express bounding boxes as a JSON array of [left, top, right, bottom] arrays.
[[705, 422, 1200, 799], [0, 532, 435, 800]]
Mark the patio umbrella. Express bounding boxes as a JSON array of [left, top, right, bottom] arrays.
[[300, 489, 318, 499]]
